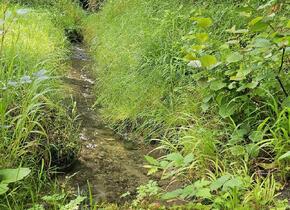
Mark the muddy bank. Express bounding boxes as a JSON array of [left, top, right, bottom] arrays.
[[60, 44, 150, 203]]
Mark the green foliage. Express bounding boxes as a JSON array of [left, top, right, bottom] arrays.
[[84, 0, 290, 208], [0, 168, 30, 195], [83, 0, 199, 136], [183, 0, 290, 170], [28, 194, 86, 210], [132, 180, 160, 207], [0, 2, 80, 209]]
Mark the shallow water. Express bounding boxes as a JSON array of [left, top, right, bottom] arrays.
[[61, 44, 149, 203]]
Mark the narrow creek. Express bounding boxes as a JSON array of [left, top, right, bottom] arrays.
[[61, 43, 150, 203]]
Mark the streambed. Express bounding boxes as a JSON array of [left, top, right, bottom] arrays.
[[60, 44, 150, 203]]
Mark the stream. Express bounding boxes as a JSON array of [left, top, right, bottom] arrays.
[[60, 44, 150, 203]]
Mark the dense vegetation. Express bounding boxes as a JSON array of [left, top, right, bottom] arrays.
[[0, 0, 289, 209], [84, 0, 290, 209], [0, 1, 86, 209]]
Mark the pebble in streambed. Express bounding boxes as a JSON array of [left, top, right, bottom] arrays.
[[60, 44, 150, 204]]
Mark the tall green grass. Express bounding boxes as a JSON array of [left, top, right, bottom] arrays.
[[0, 3, 81, 208], [83, 0, 244, 148], [84, 0, 290, 208]]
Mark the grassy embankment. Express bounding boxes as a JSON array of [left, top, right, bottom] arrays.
[[84, 0, 290, 209], [0, 1, 86, 209]]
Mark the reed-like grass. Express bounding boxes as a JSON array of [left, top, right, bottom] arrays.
[[0, 3, 81, 208]]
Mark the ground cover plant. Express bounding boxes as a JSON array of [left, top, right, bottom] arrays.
[[83, 0, 290, 208]]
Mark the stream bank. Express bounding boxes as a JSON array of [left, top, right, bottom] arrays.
[[60, 43, 151, 203]]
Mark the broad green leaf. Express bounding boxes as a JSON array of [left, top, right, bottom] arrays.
[[287, 20, 290, 28], [0, 168, 31, 184], [219, 102, 238, 118], [200, 55, 217, 68], [246, 143, 259, 158], [278, 151, 290, 161], [230, 66, 250, 81], [226, 26, 248, 34], [180, 185, 195, 199], [229, 128, 247, 145], [239, 12, 251, 18], [248, 16, 268, 32], [191, 45, 205, 52], [228, 82, 236, 89], [222, 177, 243, 191], [166, 153, 184, 166], [147, 166, 158, 175], [250, 22, 268, 32], [195, 33, 209, 43], [194, 180, 211, 189], [253, 38, 271, 48], [201, 102, 209, 112], [192, 17, 213, 28], [226, 52, 243, 64], [245, 81, 259, 89], [145, 155, 159, 166], [161, 189, 183, 200], [60, 196, 86, 210], [249, 17, 263, 26], [230, 145, 245, 156], [160, 160, 169, 168], [249, 131, 263, 142], [258, 162, 276, 170], [196, 188, 212, 199], [183, 153, 194, 165], [230, 75, 245, 81], [184, 53, 196, 61], [210, 175, 231, 191], [210, 80, 226, 91], [0, 183, 9, 195]]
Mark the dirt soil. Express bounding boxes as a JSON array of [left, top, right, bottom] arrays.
[[60, 44, 151, 203]]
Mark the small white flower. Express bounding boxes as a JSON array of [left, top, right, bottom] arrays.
[[20, 75, 32, 84], [188, 60, 202, 68], [16, 9, 30, 15], [5, 11, 12, 18], [8, 81, 18, 87], [33, 69, 49, 81]]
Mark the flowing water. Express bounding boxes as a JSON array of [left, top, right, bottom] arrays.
[[61, 44, 150, 203]]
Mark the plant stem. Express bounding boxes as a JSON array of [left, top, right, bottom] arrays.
[[276, 47, 288, 97]]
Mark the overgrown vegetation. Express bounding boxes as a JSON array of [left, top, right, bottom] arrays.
[[84, 0, 290, 208], [1, 0, 289, 209], [0, 1, 85, 209]]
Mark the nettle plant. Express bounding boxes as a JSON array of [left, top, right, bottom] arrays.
[[183, 2, 289, 159]]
